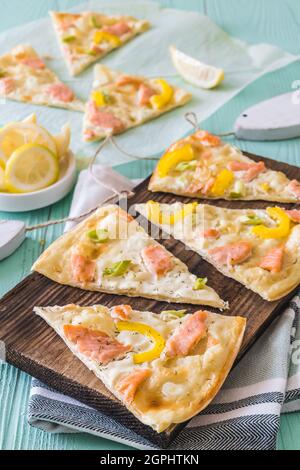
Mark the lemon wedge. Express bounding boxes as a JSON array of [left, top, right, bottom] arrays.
[[0, 122, 57, 164], [22, 113, 37, 124], [170, 45, 224, 89], [5, 144, 59, 193], [53, 123, 71, 158]]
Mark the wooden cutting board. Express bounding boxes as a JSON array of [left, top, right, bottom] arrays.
[[0, 151, 299, 448]]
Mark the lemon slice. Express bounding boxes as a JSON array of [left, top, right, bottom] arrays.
[[0, 122, 58, 164], [53, 123, 71, 158], [0, 166, 6, 191], [5, 144, 59, 193], [170, 45, 224, 89]]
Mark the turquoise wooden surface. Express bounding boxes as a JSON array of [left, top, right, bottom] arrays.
[[0, 0, 300, 450]]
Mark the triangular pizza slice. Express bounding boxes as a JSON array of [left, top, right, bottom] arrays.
[[0, 45, 84, 111], [148, 129, 300, 203], [32, 204, 226, 308], [34, 303, 246, 432], [82, 65, 192, 141], [136, 201, 300, 301], [50, 11, 150, 76]]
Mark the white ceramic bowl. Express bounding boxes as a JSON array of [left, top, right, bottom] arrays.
[[0, 151, 76, 212]]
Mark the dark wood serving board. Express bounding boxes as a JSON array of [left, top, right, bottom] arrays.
[[0, 150, 300, 448]]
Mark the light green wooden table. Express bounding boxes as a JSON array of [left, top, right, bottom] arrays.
[[0, 0, 300, 451]]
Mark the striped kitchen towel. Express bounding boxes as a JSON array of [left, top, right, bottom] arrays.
[[28, 293, 300, 450]]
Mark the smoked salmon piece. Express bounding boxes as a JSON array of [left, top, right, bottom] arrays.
[[194, 130, 221, 147], [111, 304, 133, 320], [138, 84, 155, 106], [208, 241, 252, 266], [227, 161, 253, 172], [63, 324, 131, 364], [187, 176, 215, 195], [116, 368, 151, 404], [166, 310, 208, 357], [285, 209, 300, 223], [48, 83, 74, 103], [243, 162, 265, 182], [141, 245, 172, 277], [228, 160, 265, 182], [203, 228, 220, 239], [259, 245, 284, 273], [20, 57, 45, 69], [102, 21, 131, 37], [186, 181, 203, 194], [87, 101, 124, 132], [0, 77, 15, 94], [201, 149, 213, 160], [71, 253, 96, 283], [202, 177, 215, 195], [288, 180, 300, 199]]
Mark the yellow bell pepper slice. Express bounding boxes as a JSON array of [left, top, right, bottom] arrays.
[[260, 182, 270, 193], [146, 200, 197, 225], [157, 143, 195, 178], [211, 169, 234, 196], [150, 79, 174, 110], [93, 31, 121, 47], [252, 207, 290, 239], [116, 321, 165, 364], [92, 90, 106, 107]]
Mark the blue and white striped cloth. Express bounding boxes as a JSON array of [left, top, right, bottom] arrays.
[[28, 294, 300, 450]]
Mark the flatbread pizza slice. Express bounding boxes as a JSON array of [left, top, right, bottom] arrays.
[[32, 204, 226, 308], [82, 65, 192, 142], [149, 129, 300, 203], [50, 11, 150, 76], [34, 303, 246, 432], [0, 45, 84, 111], [136, 201, 300, 301]]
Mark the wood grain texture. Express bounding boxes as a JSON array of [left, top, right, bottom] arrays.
[[1, 0, 300, 451], [1, 150, 300, 448]]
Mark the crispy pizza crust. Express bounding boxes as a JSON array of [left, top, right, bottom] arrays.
[[0, 45, 84, 111], [34, 304, 246, 432], [148, 134, 300, 203], [50, 11, 150, 76], [32, 204, 226, 308], [82, 65, 192, 142], [136, 202, 300, 301]]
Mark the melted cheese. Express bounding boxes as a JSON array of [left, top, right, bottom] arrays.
[[34, 304, 245, 433], [0, 45, 84, 111], [136, 202, 300, 301], [51, 11, 150, 76], [75, 208, 224, 306], [32, 204, 225, 308], [82, 65, 191, 141], [150, 139, 297, 203]]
